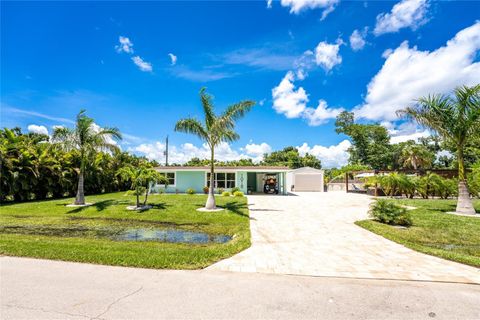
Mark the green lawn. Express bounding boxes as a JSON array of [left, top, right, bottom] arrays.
[[356, 198, 480, 267], [0, 192, 251, 269]]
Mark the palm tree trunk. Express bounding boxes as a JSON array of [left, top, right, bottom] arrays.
[[205, 146, 216, 210], [144, 182, 149, 206], [74, 163, 85, 205], [136, 186, 140, 208], [456, 146, 475, 214]]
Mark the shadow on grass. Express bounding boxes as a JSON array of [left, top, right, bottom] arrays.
[[66, 199, 131, 214], [218, 201, 252, 219]]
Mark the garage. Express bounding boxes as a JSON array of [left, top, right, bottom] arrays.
[[287, 167, 324, 192]]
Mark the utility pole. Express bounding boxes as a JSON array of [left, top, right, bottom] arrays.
[[164, 135, 169, 166]]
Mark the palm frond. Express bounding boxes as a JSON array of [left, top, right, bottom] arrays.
[[199, 88, 216, 130], [174, 118, 208, 140]]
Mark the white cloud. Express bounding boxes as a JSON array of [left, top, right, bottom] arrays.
[[271, 72, 342, 125], [280, 0, 340, 20], [303, 99, 343, 126], [272, 71, 309, 119], [297, 140, 351, 168], [131, 56, 153, 72], [355, 21, 480, 121], [115, 36, 134, 54], [168, 53, 177, 66], [133, 141, 272, 164], [27, 124, 48, 135], [382, 121, 431, 144], [243, 142, 272, 157], [90, 123, 119, 147], [266, 0, 273, 8], [314, 40, 342, 71], [374, 0, 429, 36], [349, 28, 367, 51]]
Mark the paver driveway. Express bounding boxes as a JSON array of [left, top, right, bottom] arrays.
[[208, 192, 480, 283]]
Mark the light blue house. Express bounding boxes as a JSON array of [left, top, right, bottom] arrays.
[[152, 166, 291, 195]]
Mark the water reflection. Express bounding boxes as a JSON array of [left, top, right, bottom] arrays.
[[115, 228, 232, 244]]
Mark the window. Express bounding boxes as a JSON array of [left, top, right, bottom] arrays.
[[207, 172, 236, 188], [159, 172, 175, 186]]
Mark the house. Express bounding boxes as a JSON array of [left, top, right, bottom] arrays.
[[152, 166, 325, 195]]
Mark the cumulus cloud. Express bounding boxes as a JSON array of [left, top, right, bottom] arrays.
[[374, 0, 429, 36], [349, 28, 368, 51], [131, 56, 153, 72], [297, 140, 351, 168], [280, 0, 340, 20], [271, 72, 343, 125], [266, 0, 273, 8], [314, 40, 342, 71], [168, 53, 177, 65], [133, 141, 272, 164], [382, 121, 431, 144], [355, 21, 480, 121], [115, 36, 134, 54], [27, 124, 48, 135]]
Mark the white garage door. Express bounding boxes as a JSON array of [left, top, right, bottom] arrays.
[[295, 174, 323, 192]]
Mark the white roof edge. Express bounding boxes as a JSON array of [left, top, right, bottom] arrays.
[[155, 167, 291, 173]]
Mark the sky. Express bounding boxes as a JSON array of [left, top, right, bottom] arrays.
[[1, 0, 479, 168]]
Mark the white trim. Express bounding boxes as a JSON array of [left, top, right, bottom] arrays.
[[156, 167, 291, 173], [157, 171, 176, 187], [205, 171, 237, 189]]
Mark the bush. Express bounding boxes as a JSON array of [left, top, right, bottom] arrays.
[[222, 191, 231, 197], [368, 199, 412, 227], [233, 191, 244, 197], [186, 188, 196, 195], [203, 186, 209, 194], [217, 188, 224, 194], [231, 187, 241, 193]]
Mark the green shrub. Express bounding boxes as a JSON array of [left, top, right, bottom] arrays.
[[222, 191, 231, 197], [202, 186, 209, 194], [468, 162, 480, 198], [217, 188, 224, 194], [186, 188, 196, 195], [231, 187, 241, 193], [233, 191, 244, 197], [368, 199, 412, 227]]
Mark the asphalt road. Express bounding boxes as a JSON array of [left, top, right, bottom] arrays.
[[1, 256, 480, 319]]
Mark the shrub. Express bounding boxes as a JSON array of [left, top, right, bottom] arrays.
[[222, 191, 231, 197], [231, 187, 241, 193], [203, 186, 209, 194], [233, 191, 244, 197], [467, 162, 480, 198], [368, 199, 412, 227], [186, 188, 196, 195], [217, 188, 224, 194]]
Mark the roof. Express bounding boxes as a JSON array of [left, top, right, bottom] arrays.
[[154, 166, 291, 172], [291, 166, 324, 174]]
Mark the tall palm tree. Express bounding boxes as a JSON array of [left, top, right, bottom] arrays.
[[175, 88, 255, 210], [398, 84, 480, 215], [52, 110, 122, 205]]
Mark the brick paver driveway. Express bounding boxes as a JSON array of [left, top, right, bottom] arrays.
[[208, 192, 480, 283]]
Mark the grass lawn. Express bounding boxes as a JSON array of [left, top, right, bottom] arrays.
[[356, 198, 480, 267], [0, 192, 250, 269]]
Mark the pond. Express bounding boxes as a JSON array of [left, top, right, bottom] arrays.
[[115, 228, 232, 244], [0, 225, 232, 245]]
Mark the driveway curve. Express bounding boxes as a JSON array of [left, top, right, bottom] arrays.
[[208, 192, 480, 283]]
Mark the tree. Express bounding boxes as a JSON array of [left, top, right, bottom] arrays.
[[117, 164, 165, 208], [175, 88, 254, 210], [52, 110, 122, 205], [335, 111, 393, 169], [262, 146, 321, 169], [398, 84, 480, 215], [399, 142, 435, 170]]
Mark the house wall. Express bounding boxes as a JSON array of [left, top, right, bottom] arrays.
[[152, 171, 206, 194]]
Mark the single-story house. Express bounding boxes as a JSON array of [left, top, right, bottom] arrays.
[[152, 166, 325, 195]]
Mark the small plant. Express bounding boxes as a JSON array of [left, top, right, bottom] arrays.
[[186, 188, 196, 195], [231, 187, 240, 193], [218, 188, 224, 194], [222, 191, 231, 197], [368, 199, 412, 227], [233, 191, 244, 197], [203, 186, 209, 194]]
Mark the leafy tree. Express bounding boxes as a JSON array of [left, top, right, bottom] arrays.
[[175, 88, 254, 210], [398, 84, 480, 215], [335, 111, 393, 169], [52, 110, 122, 205], [261, 146, 321, 169]]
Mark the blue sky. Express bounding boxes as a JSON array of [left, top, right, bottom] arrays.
[[1, 0, 479, 167]]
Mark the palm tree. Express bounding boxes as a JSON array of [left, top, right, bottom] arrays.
[[52, 110, 122, 205], [175, 88, 255, 210], [398, 84, 480, 215], [117, 164, 165, 208], [399, 143, 434, 170]]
